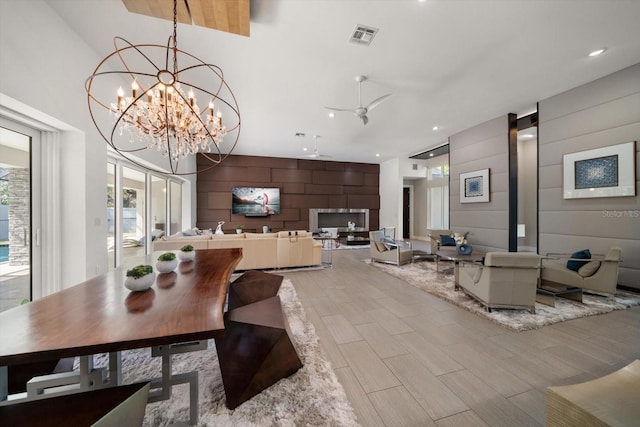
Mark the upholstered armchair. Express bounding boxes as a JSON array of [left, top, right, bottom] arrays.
[[541, 246, 622, 295], [369, 230, 413, 266], [427, 229, 454, 254], [457, 252, 541, 314]]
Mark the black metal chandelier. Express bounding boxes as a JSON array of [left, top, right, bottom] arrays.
[[86, 0, 241, 175]]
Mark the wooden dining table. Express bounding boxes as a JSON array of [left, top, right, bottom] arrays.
[[0, 248, 242, 425]]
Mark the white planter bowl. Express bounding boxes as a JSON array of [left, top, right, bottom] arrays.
[[156, 259, 178, 273], [124, 272, 156, 292], [178, 250, 196, 262]]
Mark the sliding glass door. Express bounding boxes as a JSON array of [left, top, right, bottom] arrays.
[[107, 158, 183, 270], [0, 123, 39, 313]]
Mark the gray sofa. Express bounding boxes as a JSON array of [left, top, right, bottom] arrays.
[[427, 229, 456, 255], [541, 246, 622, 295], [369, 230, 413, 266], [457, 252, 541, 313]]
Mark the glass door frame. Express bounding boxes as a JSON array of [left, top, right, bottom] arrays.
[[107, 153, 185, 269], [0, 117, 41, 304]]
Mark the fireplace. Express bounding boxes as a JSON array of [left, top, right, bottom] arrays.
[[309, 208, 369, 232]]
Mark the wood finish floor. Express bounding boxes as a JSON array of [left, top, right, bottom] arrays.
[[281, 246, 640, 427]]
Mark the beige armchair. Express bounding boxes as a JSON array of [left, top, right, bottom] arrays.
[[457, 252, 541, 314], [427, 229, 454, 254], [541, 246, 622, 295], [369, 230, 413, 266]]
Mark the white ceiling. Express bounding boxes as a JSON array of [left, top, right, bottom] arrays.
[[47, 0, 640, 164]]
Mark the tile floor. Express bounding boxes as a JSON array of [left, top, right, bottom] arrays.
[[281, 242, 640, 426]]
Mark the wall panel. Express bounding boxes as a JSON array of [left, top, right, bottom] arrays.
[[197, 155, 380, 232], [538, 62, 640, 289], [449, 115, 513, 252]]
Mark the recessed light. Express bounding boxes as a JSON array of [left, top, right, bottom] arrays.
[[432, 126, 439, 131], [303, 147, 308, 151], [429, 153, 434, 157], [588, 47, 607, 57], [375, 153, 380, 157], [521, 133, 535, 139], [328, 112, 335, 118]]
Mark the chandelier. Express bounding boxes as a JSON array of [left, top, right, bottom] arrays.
[[86, 0, 241, 175]]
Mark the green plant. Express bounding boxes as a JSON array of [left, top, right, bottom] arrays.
[[157, 252, 176, 261], [235, 224, 244, 229], [181, 244, 194, 252], [126, 264, 153, 279]]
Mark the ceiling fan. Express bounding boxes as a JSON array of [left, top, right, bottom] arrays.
[[305, 135, 331, 159], [325, 75, 392, 125]]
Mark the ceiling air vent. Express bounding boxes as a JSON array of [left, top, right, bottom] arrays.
[[350, 25, 378, 46]]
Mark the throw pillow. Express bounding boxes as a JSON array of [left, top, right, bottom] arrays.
[[566, 249, 591, 271], [374, 241, 388, 252], [440, 234, 456, 247], [578, 261, 601, 277]]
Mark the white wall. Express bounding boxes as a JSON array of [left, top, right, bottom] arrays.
[[379, 158, 400, 234], [0, 1, 196, 289], [380, 157, 429, 240]]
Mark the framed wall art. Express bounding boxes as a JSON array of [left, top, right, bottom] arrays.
[[460, 168, 490, 203], [563, 141, 636, 199]]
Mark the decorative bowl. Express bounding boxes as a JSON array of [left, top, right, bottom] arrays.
[[178, 250, 196, 262], [124, 272, 156, 292], [156, 259, 178, 273], [456, 243, 473, 255]]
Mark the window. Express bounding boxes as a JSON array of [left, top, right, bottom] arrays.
[[427, 158, 449, 230]]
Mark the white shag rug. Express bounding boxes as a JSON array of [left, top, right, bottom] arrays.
[[367, 259, 640, 332], [87, 279, 359, 426]]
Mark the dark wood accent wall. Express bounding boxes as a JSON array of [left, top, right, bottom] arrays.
[[196, 155, 380, 233]]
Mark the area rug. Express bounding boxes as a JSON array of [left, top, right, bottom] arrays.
[[87, 279, 359, 426], [367, 259, 640, 332], [322, 242, 370, 250]]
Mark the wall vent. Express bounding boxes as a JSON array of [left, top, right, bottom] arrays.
[[412, 164, 418, 170], [349, 25, 378, 46]]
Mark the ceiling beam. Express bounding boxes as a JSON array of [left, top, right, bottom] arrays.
[[121, 0, 249, 37], [122, 0, 191, 24], [189, 0, 250, 37]]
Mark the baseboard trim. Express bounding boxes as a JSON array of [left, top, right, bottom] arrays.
[[618, 285, 640, 295]]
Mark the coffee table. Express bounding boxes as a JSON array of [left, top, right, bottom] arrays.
[[345, 236, 370, 246], [536, 283, 583, 307]]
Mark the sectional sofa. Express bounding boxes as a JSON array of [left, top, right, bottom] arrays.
[[153, 230, 322, 271]]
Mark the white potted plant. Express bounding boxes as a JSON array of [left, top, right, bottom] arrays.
[[178, 244, 196, 262], [124, 264, 155, 291], [347, 221, 356, 241], [156, 252, 178, 273], [235, 224, 244, 234]]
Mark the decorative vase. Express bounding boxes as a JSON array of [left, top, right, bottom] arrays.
[[156, 259, 178, 273], [178, 250, 196, 262], [456, 243, 473, 255], [124, 272, 156, 292]]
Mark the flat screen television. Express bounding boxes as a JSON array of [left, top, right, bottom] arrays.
[[231, 187, 281, 216]]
